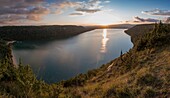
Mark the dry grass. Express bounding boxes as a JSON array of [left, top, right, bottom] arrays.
[[62, 46, 170, 98]]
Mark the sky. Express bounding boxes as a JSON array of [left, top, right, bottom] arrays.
[[0, 0, 170, 26]]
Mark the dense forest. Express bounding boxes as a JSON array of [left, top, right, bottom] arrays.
[[0, 25, 94, 41]]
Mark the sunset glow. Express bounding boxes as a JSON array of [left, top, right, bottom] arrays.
[[0, 0, 169, 26]]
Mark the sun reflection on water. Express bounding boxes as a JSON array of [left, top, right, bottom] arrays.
[[101, 29, 109, 53]]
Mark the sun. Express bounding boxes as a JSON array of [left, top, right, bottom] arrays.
[[93, 18, 114, 26], [85, 11, 121, 26], [100, 23, 110, 26]]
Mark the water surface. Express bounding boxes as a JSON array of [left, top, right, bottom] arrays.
[[12, 29, 133, 83]]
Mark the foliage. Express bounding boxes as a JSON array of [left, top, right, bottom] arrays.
[[0, 58, 52, 97], [0, 40, 13, 65], [63, 69, 99, 87], [135, 22, 170, 51], [103, 86, 133, 98], [136, 73, 162, 86]]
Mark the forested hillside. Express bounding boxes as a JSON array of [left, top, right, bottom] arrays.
[[125, 23, 170, 43], [0, 25, 93, 41], [0, 40, 13, 65]]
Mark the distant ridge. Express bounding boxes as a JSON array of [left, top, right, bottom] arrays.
[[0, 25, 94, 41], [125, 24, 170, 42], [107, 24, 134, 29], [86, 24, 134, 29]]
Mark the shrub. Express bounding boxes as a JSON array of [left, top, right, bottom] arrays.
[[136, 74, 162, 87], [136, 22, 170, 51], [103, 86, 134, 98], [142, 87, 156, 98]]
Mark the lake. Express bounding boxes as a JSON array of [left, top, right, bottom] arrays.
[[12, 29, 133, 83]]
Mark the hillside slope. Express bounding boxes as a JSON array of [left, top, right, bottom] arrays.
[[61, 46, 170, 98]]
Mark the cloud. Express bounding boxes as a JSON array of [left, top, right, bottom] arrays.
[[104, 0, 110, 3], [165, 17, 170, 23], [58, 1, 79, 8], [50, 1, 80, 14], [68, 0, 109, 16], [0, 15, 25, 22], [69, 13, 83, 16], [124, 16, 160, 24], [26, 15, 43, 21], [142, 9, 170, 16], [29, 7, 50, 14], [75, 0, 103, 14], [141, 9, 170, 23], [0, 0, 110, 25], [0, 14, 43, 24], [0, 0, 50, 24], [133, 16, 159, 22], [0, 0, 81, 25], [76, 8, 101, 13], [25, 0, 44, 3]]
